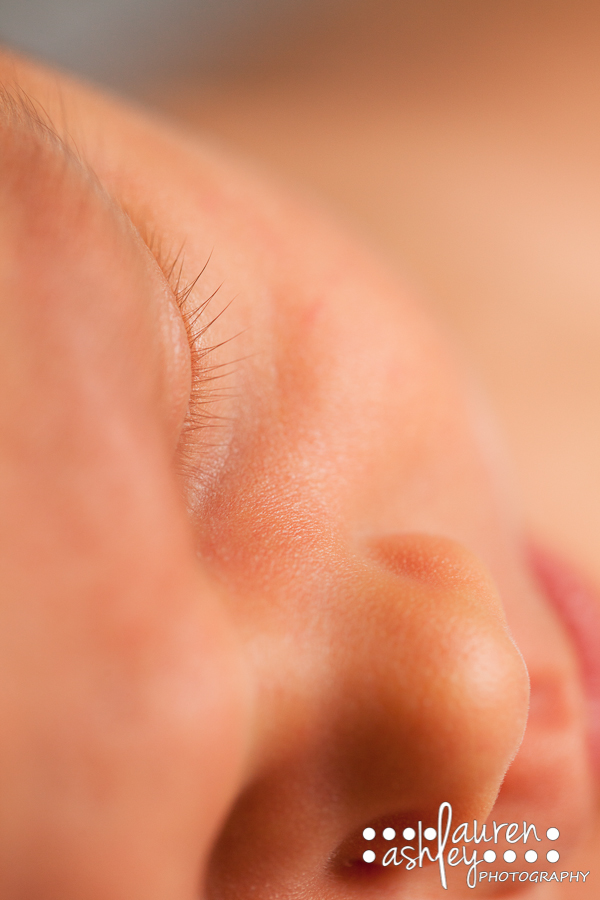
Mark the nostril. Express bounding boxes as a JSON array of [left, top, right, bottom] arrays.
[[206, 533, 529, 899], [329, 810, 452, 894]]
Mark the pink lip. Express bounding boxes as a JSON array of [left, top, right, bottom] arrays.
[[529, 544, 600, 772]]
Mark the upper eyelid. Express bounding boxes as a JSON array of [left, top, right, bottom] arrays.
[[0, 84, 179, 310], [0, 84, 188, 300], [1, 82, 237, 460], [0, 81, 224, 358], [1, 79, 233, 473], [0, 81, 126, 230], [0, 84, 75, 162], [0, 85, 197, 332]]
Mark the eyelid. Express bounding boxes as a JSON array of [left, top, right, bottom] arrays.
[[2, 82, 233, 478], [139, 228, 239, 479]]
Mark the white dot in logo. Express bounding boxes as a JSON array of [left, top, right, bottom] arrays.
[[503, 850, 517, 863], [483, 850, 496, 863], [546, 827, 560, 841], [547, 849, 560, 864], [525, 850, 538, 863], [382, 827, 396, 840], [363, 850, 376, 863], [424, 827, 437, 840], [362, 827, 376, 841], [403, 827, 416, 840]]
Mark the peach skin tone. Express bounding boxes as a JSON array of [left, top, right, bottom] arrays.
[[0, 49, 596, 898]]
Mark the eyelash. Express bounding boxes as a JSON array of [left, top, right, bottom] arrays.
[[149, 235, 238, 473]]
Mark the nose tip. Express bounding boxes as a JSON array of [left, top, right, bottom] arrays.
[[360, 533, 530, 820], [206, 533, 529, 898]]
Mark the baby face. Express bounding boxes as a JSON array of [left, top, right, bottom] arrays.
[[0, 50, 596, 898]]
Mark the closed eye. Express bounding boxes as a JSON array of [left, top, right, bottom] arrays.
[[142, 230, 241, 487]]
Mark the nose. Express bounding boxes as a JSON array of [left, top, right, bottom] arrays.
[[204, 531, 529, 898]]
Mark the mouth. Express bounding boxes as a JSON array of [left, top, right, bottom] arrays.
[[528, 542, 600, 773]]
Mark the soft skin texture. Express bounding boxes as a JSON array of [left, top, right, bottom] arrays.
[[0, 51, 596, 898]]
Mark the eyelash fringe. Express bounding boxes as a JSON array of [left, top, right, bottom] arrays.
[[146, 231, 241, 482]]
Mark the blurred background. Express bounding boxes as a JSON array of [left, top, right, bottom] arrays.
[[2, 0, 600, 581]]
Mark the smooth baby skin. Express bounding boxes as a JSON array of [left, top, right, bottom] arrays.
[[0, 50, 594, 898]]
